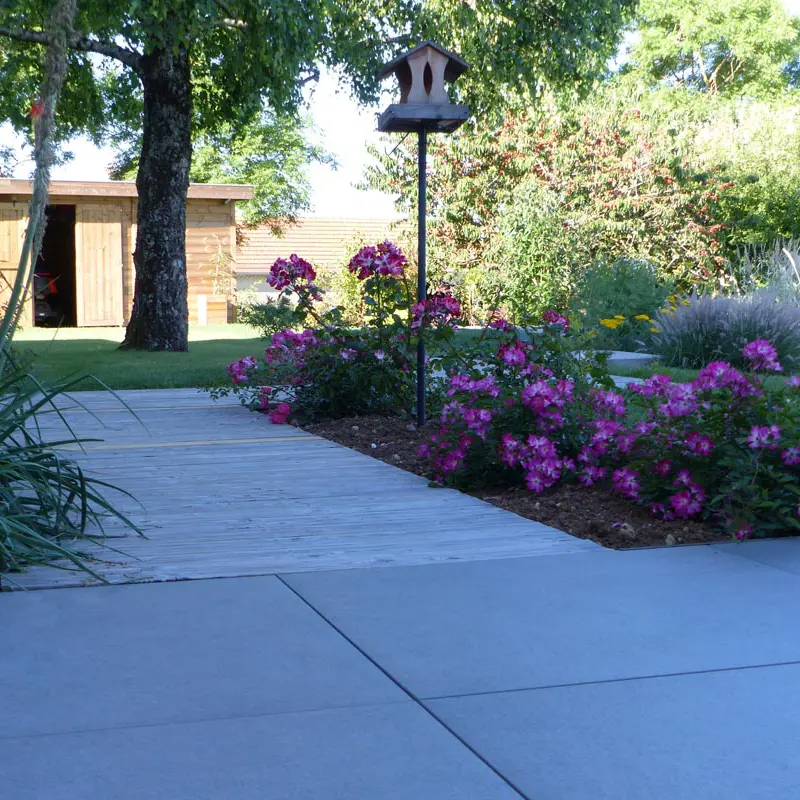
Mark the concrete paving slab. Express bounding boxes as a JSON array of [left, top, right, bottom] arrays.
[[0, 576, 404, 738], [284, 547, 800, 698], [712, 538, 800, 576], [0, 703, 520, 800], [429, 663, 800, 800]]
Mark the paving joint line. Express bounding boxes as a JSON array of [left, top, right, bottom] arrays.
[[0, 697, 412, 743], [275, 574, 531, 800], [424, 658, 800, 702]]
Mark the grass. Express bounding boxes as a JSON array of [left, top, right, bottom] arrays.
[[13, 324, 262, 390], [612, 362, 789, 392]]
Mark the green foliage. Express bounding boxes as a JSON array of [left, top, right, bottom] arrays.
[[651, 290, 800, 371], [237, 296, 298, 340], [366, 99, 730, 317], [571, 259, 674, 350], [627, 0, 800, 96], [0, 0, 638, 151]]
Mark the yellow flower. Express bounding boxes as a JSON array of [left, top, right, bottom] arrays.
[[650, 327, 660, 333], [634, 314, 650, 321], [600, 318, 623, 330], [614, 314, 626, 320]]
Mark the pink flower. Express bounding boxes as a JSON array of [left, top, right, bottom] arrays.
[[463, 407, 493, 438], [654, 459, 672, 477], [742, 339, 782, 372], [488, 316, 514, 331], [348, 241, 407, 280], [685, 432, 714, 456], [669, 490, 702, 518], [411, 292, 461, 331], [374, 350, 386, 361], [578, 465, 606, 486], [593, 389, 626, 416], [339, 348, 357, 361], [735, 524, 754, 541], [267, 254, 317, 293], [746, 424, 781, 450], [499, 341, 528, 367], [542, 310, 569, 332], [226, 356, 258, 385], [781, 446, 800, 466], [498, 433, 522, 467], [612, 467, 640, 500], [521, 381, 555, 412], [525, 472, 547, 493]]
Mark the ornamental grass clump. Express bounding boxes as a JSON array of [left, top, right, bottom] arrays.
[[651, 289, 800, 372], [420, 333, 800, 539]]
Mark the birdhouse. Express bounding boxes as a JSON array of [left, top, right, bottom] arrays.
[[377, 41, 470, 133]]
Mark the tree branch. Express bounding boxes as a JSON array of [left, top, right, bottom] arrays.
[[0, 25, 142, 71]]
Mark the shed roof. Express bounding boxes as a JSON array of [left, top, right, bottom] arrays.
[[236, 217, 406, 274], [0, 179, 254, 200]]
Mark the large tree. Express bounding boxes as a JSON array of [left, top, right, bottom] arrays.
[[0, 0, 635, 350], [626, 0, 800, 95]]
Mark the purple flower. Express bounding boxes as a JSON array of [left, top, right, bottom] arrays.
[[669, 490, 702, 518], [578, 465, 606, 486], [685, 432, 714, 456], [742, 339, 782, 372], [781, 446, 800, 467], [612, 467, 641, 500], [746, 424, 781, 450]]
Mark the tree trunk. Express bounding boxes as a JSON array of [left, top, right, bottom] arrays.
[[121, 43, 191, 351]]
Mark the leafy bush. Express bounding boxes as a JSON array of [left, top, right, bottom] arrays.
[[421, 336, 800, 538], [571, 258, 674, 350], [651, 290, 800, 371], [236, 295, 298, 340]]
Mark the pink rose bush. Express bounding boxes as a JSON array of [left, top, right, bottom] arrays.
[[211, 242, 462, 422], [421, 335, 800, 539]]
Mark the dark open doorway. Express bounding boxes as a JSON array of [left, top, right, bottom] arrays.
[[34, 205, 76, 327]]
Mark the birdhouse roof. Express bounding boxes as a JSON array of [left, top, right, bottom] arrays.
[[377, 41, 470, 82]]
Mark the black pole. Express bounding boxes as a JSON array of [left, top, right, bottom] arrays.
[[417, 123, 427, 427]]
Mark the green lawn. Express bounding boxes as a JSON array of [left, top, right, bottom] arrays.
[[612, 362, 788, 392], [12, 325, 263, 390]]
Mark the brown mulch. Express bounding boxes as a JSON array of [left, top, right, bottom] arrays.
[[303, 414, 731, 550]]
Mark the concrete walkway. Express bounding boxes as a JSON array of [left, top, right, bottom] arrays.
[[3, 388, 800, 797], [3, 542, 800, 798]]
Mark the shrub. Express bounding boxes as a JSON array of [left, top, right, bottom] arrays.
[[571, 258, 674, 350], [211, 243, 462, 422], [421, 336, 800, 538], [651, 290, 800, 371]]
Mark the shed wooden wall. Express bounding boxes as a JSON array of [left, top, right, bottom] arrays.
[[0, 193, 236, 326]]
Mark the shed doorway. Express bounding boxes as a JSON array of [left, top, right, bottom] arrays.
[[34, 205, 76, 327]]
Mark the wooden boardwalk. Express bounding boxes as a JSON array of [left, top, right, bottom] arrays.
[[11, 388, 596, 589]]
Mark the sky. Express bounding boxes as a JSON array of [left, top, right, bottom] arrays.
[[4, 0, 800, 219]]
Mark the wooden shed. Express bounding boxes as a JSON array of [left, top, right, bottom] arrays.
[[0, 179, 253, 328]]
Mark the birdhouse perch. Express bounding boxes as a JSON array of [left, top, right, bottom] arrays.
[[377, 41, 470, 133]]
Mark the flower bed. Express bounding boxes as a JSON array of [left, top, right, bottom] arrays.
[[214, 242, 800, 544], [304, 414, 730, 548]]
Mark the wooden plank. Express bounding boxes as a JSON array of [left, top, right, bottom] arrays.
[[9, 388, 596, 589], [75, 203, 124, 326]]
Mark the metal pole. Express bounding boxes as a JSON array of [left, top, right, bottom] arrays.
[[416, 123, 427, 427]]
